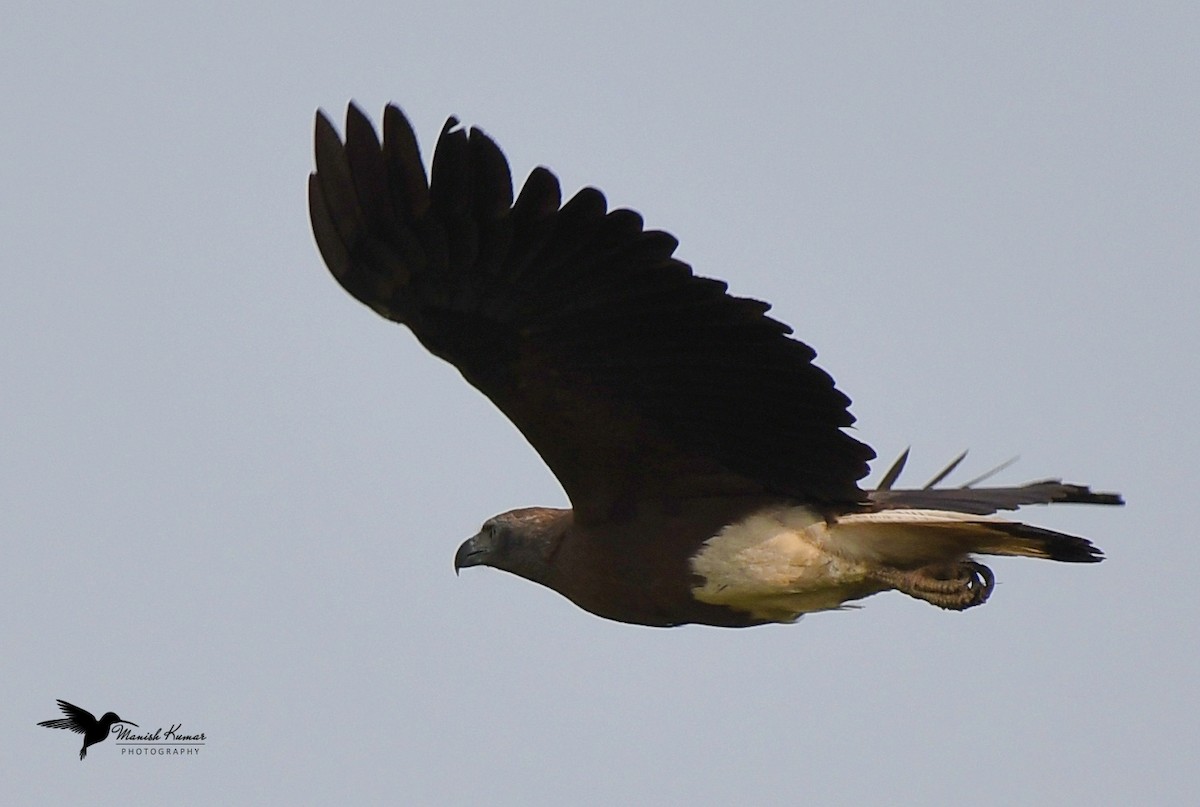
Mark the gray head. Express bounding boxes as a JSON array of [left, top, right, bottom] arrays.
[[454, 507, 568, 585]]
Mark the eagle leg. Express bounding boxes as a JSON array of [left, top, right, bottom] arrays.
[[872, 561, 995, 610]]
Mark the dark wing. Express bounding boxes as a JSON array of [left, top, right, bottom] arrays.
[[37, 700, 92, 733], [869, 449, 1124, 515], [871, 482, 1123, 515], [309, 103, 873, 522]]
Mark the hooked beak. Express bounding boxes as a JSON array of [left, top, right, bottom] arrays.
[[454, 533, 488, 576]]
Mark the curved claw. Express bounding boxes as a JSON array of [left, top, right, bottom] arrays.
[[873, 561, 996, 610]]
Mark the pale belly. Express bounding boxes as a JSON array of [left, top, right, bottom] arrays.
[[688, 506, 886, 622]]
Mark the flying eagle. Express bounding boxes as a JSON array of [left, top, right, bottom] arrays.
[[308, 104, 1121, 628]]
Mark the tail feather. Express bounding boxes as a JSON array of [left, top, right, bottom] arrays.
[[979, 520, 1103, 563], [829, 451, 1117, 609], [829, 509, 1103, 567]]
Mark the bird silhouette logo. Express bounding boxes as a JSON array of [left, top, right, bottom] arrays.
[[38, 699, 137, 759]]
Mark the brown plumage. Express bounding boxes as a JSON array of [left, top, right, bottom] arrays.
[[308, 103, 1122, 627]]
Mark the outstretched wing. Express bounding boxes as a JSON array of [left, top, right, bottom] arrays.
[[869, 449, 1124, 515], [309, 104, 873, 521], [37, 700, 92, 733]]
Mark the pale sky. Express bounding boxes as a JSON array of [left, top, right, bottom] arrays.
[[3, 3, 1196, 804]]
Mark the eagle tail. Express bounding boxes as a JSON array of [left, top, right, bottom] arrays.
[[825, 509, 1105, 609], [831, 509, 1104, 566]]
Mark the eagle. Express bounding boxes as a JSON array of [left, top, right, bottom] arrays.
[[308, 103, 1121, 628]]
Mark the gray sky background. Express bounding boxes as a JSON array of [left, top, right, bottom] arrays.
[[3, 3, 1196, 804]]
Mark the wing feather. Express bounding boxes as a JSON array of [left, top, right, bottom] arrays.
[[37, 700, 92, 733], [868, 452, 1124, 514], [309, 103, 875, 521]]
